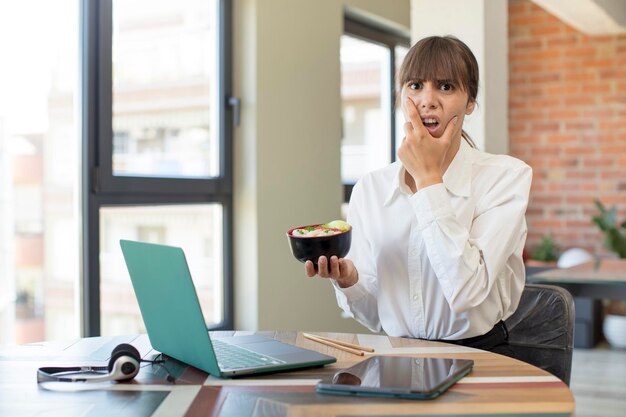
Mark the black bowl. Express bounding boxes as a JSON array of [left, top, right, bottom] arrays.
[[287, 224, 352, 264]]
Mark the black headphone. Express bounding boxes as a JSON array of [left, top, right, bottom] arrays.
[[37, 343, 143, 383]]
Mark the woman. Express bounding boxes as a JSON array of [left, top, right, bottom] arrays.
[[305, 36, 532, 353]]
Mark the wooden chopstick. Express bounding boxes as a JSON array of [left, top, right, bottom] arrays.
[[307, 333, 375, 352], [303, 333, 363, 356], [302, 333, 374, 356]]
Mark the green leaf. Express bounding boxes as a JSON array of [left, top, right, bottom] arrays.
[[532, 235, 559, 262], [593, 199, 626, 259]]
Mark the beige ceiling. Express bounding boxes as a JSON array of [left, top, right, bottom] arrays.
[[532, 0, 626, 35]]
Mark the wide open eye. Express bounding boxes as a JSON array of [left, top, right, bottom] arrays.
[[408, 81, 422, 90], [439, 82, 455, 92]]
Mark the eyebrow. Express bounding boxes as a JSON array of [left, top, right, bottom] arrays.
[[407, 78, 455, 85]]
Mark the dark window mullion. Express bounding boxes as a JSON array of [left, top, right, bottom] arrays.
[[81, 0, 103, 337], [218, 0, 234, 330], [218, 195, 233, 330], [96, 174, 231, 196], [92, 194, 230, 206], [97, 0, 113, 186], [218, 0, 233, 193], [83, 0, 116, 336], [390, 47, 397, 164], [344, 18, 406, 49]]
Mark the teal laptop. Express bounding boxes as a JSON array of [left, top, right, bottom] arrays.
[[120, 239, 336, 377]]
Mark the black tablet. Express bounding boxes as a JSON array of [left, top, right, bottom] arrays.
[[316, 356, 473, 400]]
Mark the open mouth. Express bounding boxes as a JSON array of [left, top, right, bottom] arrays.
[[422, 118, 440, 133], [422, 119, 439, 129]]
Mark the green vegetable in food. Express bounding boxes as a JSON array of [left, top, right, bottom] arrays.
[[324, 220, 351, 232]]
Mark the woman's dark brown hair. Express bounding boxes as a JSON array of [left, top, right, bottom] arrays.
[[398, 36, 478, 147]]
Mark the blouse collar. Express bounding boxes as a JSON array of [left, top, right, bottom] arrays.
[[384, 138, 473, 206]]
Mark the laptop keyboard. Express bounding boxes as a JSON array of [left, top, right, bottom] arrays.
[[212, 339, 286, 370]]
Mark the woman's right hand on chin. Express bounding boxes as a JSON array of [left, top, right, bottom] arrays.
[[305, 256, 358, 288]]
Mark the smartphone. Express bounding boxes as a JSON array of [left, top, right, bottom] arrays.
[[316, 356, 473, 400]]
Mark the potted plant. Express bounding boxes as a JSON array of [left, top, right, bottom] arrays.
[[525, 235, 559, 267], [592, 198, 626, 348], [592, 199, 626, 258]]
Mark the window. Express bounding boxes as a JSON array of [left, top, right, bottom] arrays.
[[0, 0, 232, 348], [0, 0, 233, 347], [340, 17, 409, 202], [99, 205, 223, 335], [83, 0, 233, 336]]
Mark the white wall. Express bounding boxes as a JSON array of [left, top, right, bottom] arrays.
[[233, 0, 410, 332], [410, 0, 508, 154]]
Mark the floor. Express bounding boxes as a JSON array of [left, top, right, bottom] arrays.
[[570, 343, 626, 417]]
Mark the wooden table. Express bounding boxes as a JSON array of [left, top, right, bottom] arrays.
[[528, 258, 626, 347], [528, 259, 626, 300], [0, 331, 575, 417]]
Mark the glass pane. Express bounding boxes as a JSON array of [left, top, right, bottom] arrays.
[[112, 0, 219, 178], [395, 45, 409, 153], [340, 35, 391, 184], [0, 0, 80, 346], [99, 204, 223, 335]]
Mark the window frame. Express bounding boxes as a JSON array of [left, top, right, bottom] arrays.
[[342, 16, 410, 202], [81, 0, 234, 336]]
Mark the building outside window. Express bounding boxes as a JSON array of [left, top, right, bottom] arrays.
[[0, 0, 80, 345]]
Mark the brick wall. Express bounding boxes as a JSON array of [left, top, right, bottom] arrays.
[[509, 0, 626, 257]]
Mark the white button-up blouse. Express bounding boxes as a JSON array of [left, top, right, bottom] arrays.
[[333, 139, 532, 340]]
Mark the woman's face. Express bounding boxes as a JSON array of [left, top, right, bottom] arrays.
[[400, 79, 475, 138]]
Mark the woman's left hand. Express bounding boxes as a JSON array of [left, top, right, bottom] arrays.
[[397, 97, 460, 190]]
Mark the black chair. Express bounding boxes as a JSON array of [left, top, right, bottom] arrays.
[[504, 283, 575, 385]]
